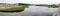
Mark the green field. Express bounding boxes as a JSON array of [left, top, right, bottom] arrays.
[[0, 5, 26, 12]]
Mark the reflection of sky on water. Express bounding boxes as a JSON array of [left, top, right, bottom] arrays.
[[24, 6, 58, 16]]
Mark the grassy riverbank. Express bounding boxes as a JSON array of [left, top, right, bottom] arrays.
[[0, 5, 25, 12]]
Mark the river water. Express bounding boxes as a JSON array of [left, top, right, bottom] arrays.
[[24, 6, 58, 16]]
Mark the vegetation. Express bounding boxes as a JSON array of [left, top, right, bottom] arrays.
[[36, 4, 59, 8], [18, 3, 30, 8], [48, 4, 58, 8], [18, 3, 30, 6], [0, 5, 25, 12], [0, 3, 30, 12]]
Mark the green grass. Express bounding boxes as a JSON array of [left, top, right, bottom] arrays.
[[0, 5, 25, 12]]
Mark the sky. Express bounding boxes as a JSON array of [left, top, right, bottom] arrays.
[[0, 0, 20, 4], [20, 0, 60, 4], [0, 0, 60, 4]]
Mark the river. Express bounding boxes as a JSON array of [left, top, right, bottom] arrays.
[[24, 6, 58, 16]]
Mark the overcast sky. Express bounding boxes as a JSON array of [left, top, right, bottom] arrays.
[[0, 0, 60, 4], [0, 0, 20, 4]]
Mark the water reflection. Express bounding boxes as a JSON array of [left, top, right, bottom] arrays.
[[24, 6, 58, 16]]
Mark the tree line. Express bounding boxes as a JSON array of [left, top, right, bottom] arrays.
[[18, 3, 59, 8]]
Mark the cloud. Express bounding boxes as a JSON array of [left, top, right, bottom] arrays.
[[20, 0, 60, 4], [0, 0, 20, 3], [0, 0, 60, 4]]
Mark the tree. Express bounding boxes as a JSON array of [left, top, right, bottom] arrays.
[[48, 4, 58, 8], [18, 3, 30, 6]]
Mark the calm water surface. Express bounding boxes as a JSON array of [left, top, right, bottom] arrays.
[[24, 6, 58, 16]]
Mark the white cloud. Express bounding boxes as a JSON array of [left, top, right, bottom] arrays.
[[0, 0, 20, 4], [0, 0, 60, 4], [20, 0, 60, 4]]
